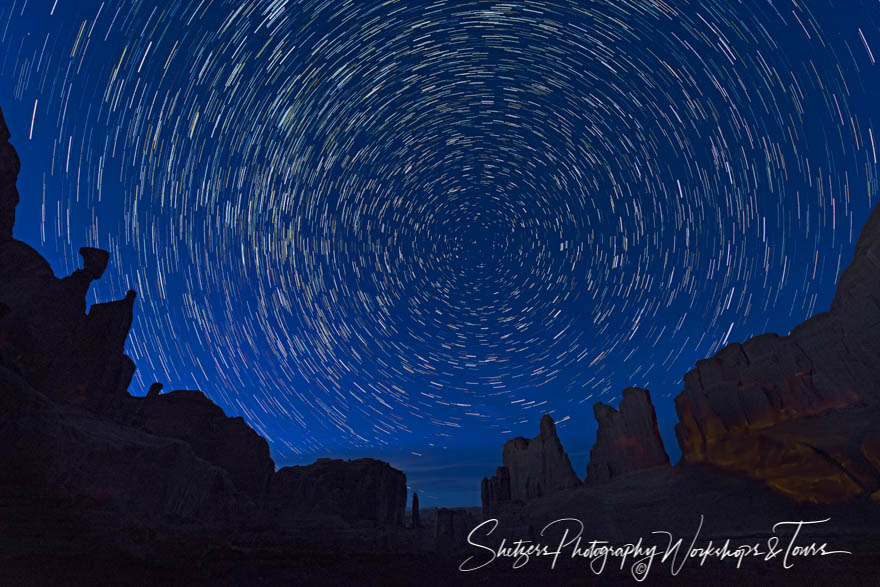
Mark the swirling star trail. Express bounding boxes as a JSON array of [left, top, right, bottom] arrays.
[[1, 0, 878, 503]]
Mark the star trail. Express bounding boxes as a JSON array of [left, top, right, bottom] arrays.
[[1, 0, 878, 504]]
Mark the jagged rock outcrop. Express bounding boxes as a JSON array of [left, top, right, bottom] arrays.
[[147, 381, 163, 397], [2, 103, 413, 539], [0, 243, 137, 413], [493, 415, 580, 507], [675, 203, 880, 502], [586, 387, 669, 484], [481, 415, 580, 518], [266, 458, 406, 526], [0, 106, 20, 242], [0, 363, 251, 527], [1, 103, 268, 532], [480, 466, 513, 519], [129, 389, 275, 503], [0, 107, 136, 414]]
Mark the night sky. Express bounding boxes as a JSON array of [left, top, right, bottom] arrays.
[[1, 0, 878, 506]]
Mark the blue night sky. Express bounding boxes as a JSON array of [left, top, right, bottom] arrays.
[[1, 0, 878, 506]]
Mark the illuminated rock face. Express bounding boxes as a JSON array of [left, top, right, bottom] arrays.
[[674, 203, 880, 502], [586, 388, 669, 485]]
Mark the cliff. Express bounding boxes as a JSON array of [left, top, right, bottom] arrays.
[[674, 203, 880, 502]]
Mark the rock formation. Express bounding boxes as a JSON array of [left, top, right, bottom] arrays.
[[266, 458, 407, 526], [0, 240, 136, 414], [674, 203, 880, 502], [585, 387, 669, 485], [130, 389, 275, 503], [147, 381, 163, 397], [0, 106, 20, 242], [434, 508, 478, 552], [0, 108, 136, 412], [480, 466, 513, 519], [0, 363, 251, 527], [412, 492, 420, 528], [0, 103, 408, 546], [481, 415, 580, 516], [503, 415, 581, 501]]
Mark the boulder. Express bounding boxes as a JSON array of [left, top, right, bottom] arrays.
[[585, 388, 669, 484], [266, 458, 406, 526]]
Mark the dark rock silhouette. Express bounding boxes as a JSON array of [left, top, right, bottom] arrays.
[[675, 203, 880, 502], [585, 387, 669, 484], [434, 507, 478, 553], [0, 103, 408, 564], [0, 242, 136, 414], [266, 458, 406, 527], [0, 106, 20, 241], [481, 414, 579, 517], [502, 414, 581, 501], [480, 466, 513, 518], [127, 389, 275, 503], [0, 363, 252, 526], [1, 110, 134, 412], [412, 492, 420, 528], [147, 381, 163, 397]]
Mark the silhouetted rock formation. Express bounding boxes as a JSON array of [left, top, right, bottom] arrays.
[[0, 113, 136, 416], [434, 508, 478, 552], [412, 492, 420, 528], [266, 458, 406, 526], [0, 103, 408, 556], [0, 107, 19, 242], [675, 203, 880, 502], [480, 466, 513, 519], [0, 363, 251, 527], [585, 387, 669, 484], [481, 415, 579, 517], [130, 389, 275, 503]]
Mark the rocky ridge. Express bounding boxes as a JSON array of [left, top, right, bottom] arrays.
[[0, 105, 407, 546]]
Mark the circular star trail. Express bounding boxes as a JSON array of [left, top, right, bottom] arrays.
[[1, 1, 878, 461]]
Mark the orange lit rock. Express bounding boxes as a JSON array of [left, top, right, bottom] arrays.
[[674, 203, 880, 503]]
